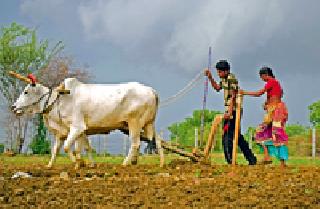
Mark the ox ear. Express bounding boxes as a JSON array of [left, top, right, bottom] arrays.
[[8, 71, 32, 84]]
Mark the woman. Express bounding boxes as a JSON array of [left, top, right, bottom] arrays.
[[241, 67, 288, 168]]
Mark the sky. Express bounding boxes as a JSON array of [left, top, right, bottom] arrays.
[[1, 0, 320, 151]]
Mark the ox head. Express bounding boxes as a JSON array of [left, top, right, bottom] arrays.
[[9, 71, 49, 116]]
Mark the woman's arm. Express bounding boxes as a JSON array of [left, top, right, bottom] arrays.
[[241, 88, 265, 97]]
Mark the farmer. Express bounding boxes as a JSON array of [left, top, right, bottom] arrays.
[[204, 60, 257, 165], [240, 67, 288, 168]]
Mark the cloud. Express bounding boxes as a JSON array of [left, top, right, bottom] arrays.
[[21, 0, 320, 78], [165, 1, 285, 73], [78, 0, 285, 73], [20, 0, 84, 41], [8, 0, 320, 132], [78, 0, 188, 45], [77, 0, 198, 67], [20, 0, 67, 23]]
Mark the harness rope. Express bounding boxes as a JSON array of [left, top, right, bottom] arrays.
[[41, 88, 61, 115], [159, 71, 204, 107], [41, 88, 53, 114], [158, 47, 212, 148]]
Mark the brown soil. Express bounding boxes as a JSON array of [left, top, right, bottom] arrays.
[[0, 160, 319, 208]]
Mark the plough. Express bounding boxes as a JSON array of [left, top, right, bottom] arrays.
[[151, 114, 224, 163]]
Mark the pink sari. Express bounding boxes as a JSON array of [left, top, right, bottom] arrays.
[[255, 102, 288, 146]]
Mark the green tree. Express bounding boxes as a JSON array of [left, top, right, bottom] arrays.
[[29, 114, 50, 154], [0, 22, 63, 153], [285, 124, 309, 137], [309, 100, 320, 127], [168, 109, 222, 150]]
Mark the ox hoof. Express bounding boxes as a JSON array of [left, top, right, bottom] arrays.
[[131, 159, 138, 165], [131, 155, 138, 165], [46, 164, 53, 169]]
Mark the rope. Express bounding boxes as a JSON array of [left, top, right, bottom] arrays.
[[159, 70, 204, 107]]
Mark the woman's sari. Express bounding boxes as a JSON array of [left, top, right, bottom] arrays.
[[255, 102, 289, 160]]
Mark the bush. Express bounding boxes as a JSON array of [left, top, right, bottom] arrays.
[[29, 137, 51, 154]]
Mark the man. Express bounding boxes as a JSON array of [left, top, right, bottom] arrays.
[[205, 60, 256, 165]]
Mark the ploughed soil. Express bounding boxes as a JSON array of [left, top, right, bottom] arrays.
[[0, 160, 320, 208]]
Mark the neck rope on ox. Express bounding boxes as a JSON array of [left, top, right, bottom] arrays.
[[41, 88, 61, 114], [14, 91, 50, 113], [15, 88, 61, 115]]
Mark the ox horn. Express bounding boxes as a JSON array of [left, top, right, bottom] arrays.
[[8, 71, 32, 84]]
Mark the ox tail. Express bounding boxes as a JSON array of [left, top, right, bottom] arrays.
[[154, 90, 159, 111], [152, 90, 164, 167]]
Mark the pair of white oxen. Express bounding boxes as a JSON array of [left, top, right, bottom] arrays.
[[10, 72, 164, 169]]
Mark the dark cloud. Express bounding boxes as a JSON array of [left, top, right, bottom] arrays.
[[2, 0, 319, 132]]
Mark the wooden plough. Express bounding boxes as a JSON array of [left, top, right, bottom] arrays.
[[153, 114, 224, 163]]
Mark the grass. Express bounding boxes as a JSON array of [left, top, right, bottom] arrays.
[[1, 153, 320, 166], [209, 152, 320, 166]]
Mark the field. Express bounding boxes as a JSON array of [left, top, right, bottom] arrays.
[[1, 153, 320, 208]]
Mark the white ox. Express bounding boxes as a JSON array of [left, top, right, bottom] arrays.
[[11, 73, 164, 168]]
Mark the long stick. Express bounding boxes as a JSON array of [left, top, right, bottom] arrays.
[[204, 114, 223, 159], [312, 127, 316, 158], [200, 47, 211, 147], [161, 142, 200, 162], [232, 93, 243, 166]]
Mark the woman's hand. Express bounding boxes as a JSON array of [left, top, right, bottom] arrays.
[[239, 89, 245, 95], [224, 112, 231, 119]]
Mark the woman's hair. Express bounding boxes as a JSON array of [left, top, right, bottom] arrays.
[[259, 66, 275, 78]]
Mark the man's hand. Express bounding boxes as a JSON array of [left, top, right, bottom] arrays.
[[239, 89, 245, 95], [204, 68, 221, 91], [204, 68, 213, 79]]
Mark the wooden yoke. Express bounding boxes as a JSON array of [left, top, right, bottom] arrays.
[[203, 114, 223, 160], [56, 82, 70, 94], [232, 93, 243, 166]]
